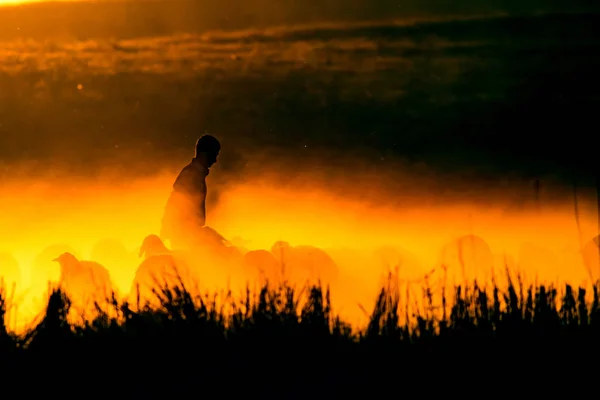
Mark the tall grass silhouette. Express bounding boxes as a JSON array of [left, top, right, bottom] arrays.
[[2, 270, 598, 351], [0, 267, 597, 391]]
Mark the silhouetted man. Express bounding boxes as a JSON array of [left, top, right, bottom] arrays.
[[160, 135, 221, 249]]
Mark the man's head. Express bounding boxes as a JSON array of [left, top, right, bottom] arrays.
[[195, 135, 221, 168]]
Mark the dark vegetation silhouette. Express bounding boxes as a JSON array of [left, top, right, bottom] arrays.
[[1, 269, 599, 386]]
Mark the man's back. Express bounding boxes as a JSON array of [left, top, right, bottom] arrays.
[[161, 159, 208, 245]]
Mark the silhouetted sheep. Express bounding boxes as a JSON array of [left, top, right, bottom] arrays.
[[581, 235, 599, 281], [30, 244, 80, 297], [53, 252, 114, 312], [271, 241, 339, 286], [438, 234, 494, 284], [198, 226, 245, 261], [129, 234, 194, 307], [139, 234, 171, 258], [242, 249, 281, 286], [372, 245, 425, 279]]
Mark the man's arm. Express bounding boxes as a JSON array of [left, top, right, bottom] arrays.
[[198, 189, 206, 226], [195, 172, 207, 227]]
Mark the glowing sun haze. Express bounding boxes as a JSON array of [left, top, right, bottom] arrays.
[[0, 158, 597, 335], [0, 0, 47, 5], [2, 0, 84, 3]]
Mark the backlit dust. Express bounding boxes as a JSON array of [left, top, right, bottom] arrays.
[[0, 162, 598, 334]]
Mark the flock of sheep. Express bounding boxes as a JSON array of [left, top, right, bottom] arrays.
[[0, 229, 598, 316], [0, 228, 343, 313]]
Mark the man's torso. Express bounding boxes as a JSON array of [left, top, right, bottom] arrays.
[[161, 159, 208, 239]]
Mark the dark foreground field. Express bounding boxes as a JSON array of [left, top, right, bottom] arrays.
[[2, 272, 599, 390]]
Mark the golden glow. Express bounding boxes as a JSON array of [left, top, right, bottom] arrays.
[[0, 0, 47, 5], [0, 0, 80, 8], [0, 162, 598, 334]]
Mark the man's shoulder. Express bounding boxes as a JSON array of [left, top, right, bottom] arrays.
[[178, 162, 196, 175], [173, 162, 206, 192], [177, 161, 204, 178]]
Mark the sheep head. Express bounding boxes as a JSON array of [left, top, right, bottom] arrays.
[[271, 241, 292, 259], [139, 234, 169, 258], [52, 252, 82, 276]]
